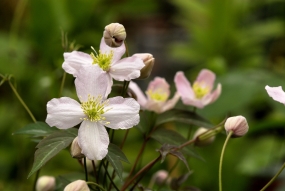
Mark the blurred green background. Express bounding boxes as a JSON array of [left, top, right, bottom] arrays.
[[1, 0, 285, 190]]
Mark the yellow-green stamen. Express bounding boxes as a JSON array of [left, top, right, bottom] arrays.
[[193, 82, 210, 99], [90, 49, 113, 71], [146, 89, 168, 102]]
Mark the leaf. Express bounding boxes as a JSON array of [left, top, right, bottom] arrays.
[[151, 128, 203, 160], [135, 110, 156, 134], [28, 128, 78, 178], [106, 143, 130, 181], [13, 121, 58, 137], [155, 109, 213, 128]]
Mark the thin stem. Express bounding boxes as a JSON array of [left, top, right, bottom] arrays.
[[87, 181, 107, 191], [91, 160, 97, 182], [8, 79, 36, 123], [59, 72, 66, 97], [120, 129, 129, 149], [32, 170, 40, 191], [219, 131, 233, 191], [102, 162, 120, 191], [260, 161, 285, 191], [84, 157, 88, 182]]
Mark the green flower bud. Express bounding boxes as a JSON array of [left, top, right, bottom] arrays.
[[193, 127, 215, 146]]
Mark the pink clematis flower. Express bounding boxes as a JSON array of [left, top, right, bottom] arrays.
[[62, 38, 144, 94], [174, 69, 221, 109], [46, 65, 140, 160], [129, 77, 180, 114], [265, 85, 285, 104]]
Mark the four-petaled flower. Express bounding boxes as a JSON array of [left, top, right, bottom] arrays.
[[46, 65, 140, 160], [129, 77, 180, 113], [174, 69, 221, 109], [63, 38, 144, 94], [265, 85, 285, 105]]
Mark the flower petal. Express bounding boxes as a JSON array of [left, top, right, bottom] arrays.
[[78, 120, 109, 160], [103, 97, 140, 129], [195, 69, 216, 91], [75, 65, 110, 101], [209, 83, 222, 103], [174, 71, 195, 102], [46, 97, 84, 129], [147, 77, 170, 99], [129, 81, 147, 107], [109, 56, 144, 81], [99, 37, 126, 63], [62, 51, 93, 77], [160, 92, 180, 113], [265, 85, 285, 104]]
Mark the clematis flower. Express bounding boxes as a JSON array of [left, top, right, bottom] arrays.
[[46, 65, 140, 160], [129, 77, 180, 113], [174, 69, 221, 109], [224, 115, 249, 137], [62, 38, 144, 94], [265, 85, 285, 104]]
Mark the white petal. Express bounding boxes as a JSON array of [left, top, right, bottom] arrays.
[[109, 56, 144, 81], [75, 65, 110, 102], [46, 97, 84, 129], [265, 85, 285, 104], [78, 120, 109, 160], [128, 81, 147, 107], [99, 37, 126, 63], [103, 97, 140, 129], [62, 51, 92, 77]]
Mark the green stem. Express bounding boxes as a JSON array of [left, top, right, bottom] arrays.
[[102, 162, 119, 191], [87, 181, 107, 191], [84, 157, 88, 182], [219, 131, 233, 191], [8, 79, 36, 123], [59, 72, 66, 97], [91, 160, 97, 182], [260, 161, 285, 191], [32, 170, 40, 191]]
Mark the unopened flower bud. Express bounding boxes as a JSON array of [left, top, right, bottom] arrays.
[[133, 53, 155, 79], [103, 23, 126, 47], [36, 176, 55, 191], [70, 137, 84, 159], [224, 115, 249, 137], [193, 127, 215, 146], [149, 170, 170, 188], [64, 180, 90, 191]]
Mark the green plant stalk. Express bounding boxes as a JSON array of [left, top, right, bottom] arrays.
[[32, 170, 40, 191], [87, 181, 107, 191], [219, 131, 233, 191], [102, 161, 120, 191], [59, 72, 66, 97], [91, 160, 97, 182], [260, 161, 285, 191], [84, 157, 88, 182]]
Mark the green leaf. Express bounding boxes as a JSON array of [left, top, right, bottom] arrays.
[[13, 121, 58, 137], [155, 109, 213, 128], [136, 110, 156, 134], [28, 128, 78, 178], [106, 143, 129, 181], [151, 128, 203, 160]]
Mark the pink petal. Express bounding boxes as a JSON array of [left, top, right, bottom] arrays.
[[128, 81, 147, 107], [103, 97, 140, 129], [46, 97, 84, 129], [209, 83, 222, 103], [174, 71, 195, 102], [195, 69, 216, 91], [75, 65, 109, 102], [109, 56, 144, 81], [147, 77, 170, 99], [160, 92, 180, 113], [78, 120, 109, 160], [265, 85, 285, 104], [62, 51, 92, 77], [99, 37, 126, 63]]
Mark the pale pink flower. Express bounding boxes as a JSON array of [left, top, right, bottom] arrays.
[[64, 180, 90, 191], [36, 176, 55, 191], [62, 38, 144, 94], [224, 116, 249, 137], [265, 85, 285, 104], [174, 69, 221, 108], [129, 77, 180, 114], [46, 65, 140, 160]]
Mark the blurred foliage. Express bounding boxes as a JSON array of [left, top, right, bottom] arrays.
[[0, 0, 285, 190]]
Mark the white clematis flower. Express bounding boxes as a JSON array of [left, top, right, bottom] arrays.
[[62, 38, 144, 94], [46, 65, 140, 160]]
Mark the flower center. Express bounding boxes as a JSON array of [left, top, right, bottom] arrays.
[[90, 49, 113, 71], [81, 95, 109, 122], [193, 82, 210, 99], [146, 89, 168, 102]]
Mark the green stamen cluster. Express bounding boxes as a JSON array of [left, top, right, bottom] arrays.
[[81, 95, 108, 122], [90, 50, 113, 71], [147, 89, 168, 102], [193, 82, 210, 99]]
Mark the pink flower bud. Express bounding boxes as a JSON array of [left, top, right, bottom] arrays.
[[70, 137, 84, 159], [193, 127, 215, 146], [64, 180, 90, 191], [36, 176, 55, 191], [224, 116, 249, 137], [103, 23, 126, 47], [133, 53, 155, 79]]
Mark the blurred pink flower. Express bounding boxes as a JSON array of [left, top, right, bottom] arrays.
[[46, 65, 140, 160], [64, 180, 90, 191], [174, 69, 221, 108], [62, 38, 144, 94], [265, 85, 285, 104], [129, 77, 180, 113]]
